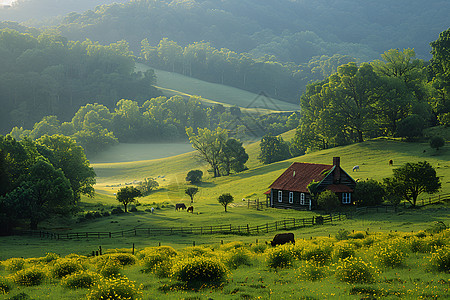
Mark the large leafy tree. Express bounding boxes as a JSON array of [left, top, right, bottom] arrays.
[[429, 28, 450, 119], [186, 127, 228, 177], [36, 134, 96, 202], [1, 159, 74, 229], [116, 186, 142, 213], [383, 161, 441, 207], [258, 134, 290, 164], [220, 138, 249, 175]]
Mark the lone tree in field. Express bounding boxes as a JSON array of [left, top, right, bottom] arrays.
[[116, 186, 142, 212], [218, 193, 234, 212], [383, 161, 441, 207], [185, 187, 199, 203], [186, 170, 203, 184]]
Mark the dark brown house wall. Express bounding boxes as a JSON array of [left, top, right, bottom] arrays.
[[271, 189, 311, 210]]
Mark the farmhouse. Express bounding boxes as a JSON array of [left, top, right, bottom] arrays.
[[266, 157, 356, 210]]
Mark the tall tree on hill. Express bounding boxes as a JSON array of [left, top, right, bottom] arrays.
[[186, 127, 228, 177], [116, 186, 142, 213], [383, 161, 441, 207], [258, 134, 290, 164]]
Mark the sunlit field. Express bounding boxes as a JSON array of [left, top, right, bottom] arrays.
[[135, 63, 299, 112]]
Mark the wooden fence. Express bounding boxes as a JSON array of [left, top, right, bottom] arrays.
[[246, 198, 268, 210], [17, 214, 346, 240], [416, 193, 450, 207]]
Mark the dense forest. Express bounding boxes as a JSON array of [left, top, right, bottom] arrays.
[[0, 29, 160, 134]]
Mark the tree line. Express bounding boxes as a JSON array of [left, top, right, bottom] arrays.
[[291, 29, 450, 153], [0, 134, 96, 234], [0, 28, 160, 134], [9, 96, 299, 156]]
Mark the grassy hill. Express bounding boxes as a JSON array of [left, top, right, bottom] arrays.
[[135, 63, 299, 113]]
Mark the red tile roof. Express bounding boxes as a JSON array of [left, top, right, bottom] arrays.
[[269, 162, 334, 193]]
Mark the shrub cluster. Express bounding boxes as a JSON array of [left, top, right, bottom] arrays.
[[266, 244, 295, 269], [172, 257, 228, 285], [297, 261, 327, 281], [61, 271, 99, 289], [141, 253, 173, 278], [0, 276, 12, 294], [427, 246, 450, 273], [4, 258, 25, 273], [225, 248, 253, 269], [335, 257, 377, 284], [12, 267, 47, 286], [374, 242, 407, 268], [86, 277, 142, 300], [51, 258, 84, 278]]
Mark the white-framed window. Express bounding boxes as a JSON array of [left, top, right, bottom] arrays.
[[342, 193, 351, 204], [300, 193, 305, 205], [278, 191, 283, 202], [289, 192, 294, 204]]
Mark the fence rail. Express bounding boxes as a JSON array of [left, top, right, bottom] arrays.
[[416, 193, 450, 207], [16, 214, 346, 240]]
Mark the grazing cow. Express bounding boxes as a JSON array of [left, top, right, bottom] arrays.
[[270, 233, 295, 247], [389, 159, 393, 166], [352, 165, 360, 172], [187, 206, 194, 213], [175, 203, 187, 211]]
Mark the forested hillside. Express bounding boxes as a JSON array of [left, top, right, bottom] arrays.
[[0, 29, 160, 134], [23, 0, 449, 62]]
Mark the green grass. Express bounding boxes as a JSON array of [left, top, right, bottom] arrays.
[[135, 63, 299, 112]]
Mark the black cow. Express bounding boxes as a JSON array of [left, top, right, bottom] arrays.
[[270, 233, 295, 247], [389, 159, 393, 166], [175, 203, 187, 211], [187, 206, 194, 213]]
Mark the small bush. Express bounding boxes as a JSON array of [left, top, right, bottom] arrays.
[[84, 212, 95, 220], [102, 211, 110, 217], [250, 244, 267, 254], [111, 207, 124, 215], [96, 259, 121, 278], [298, 261, 327, 281], [266, 245, 295, 269], [137, 246, 178, 260], [0, 276, 13, 294], [225, 249, 252, 269], [172, 257, 228, 285], [335, 258, 377, 284], [375, 243, 407, 268], [348, 231, 366, 239], [427, 246, 450, 273], [181, 246, 215, 258], [303, 245, 333, 265], [86, 277, 142, 300], [333, 243, 355, 260], [4, 258, 25, 273], [93, 211, 102, 218], [12, 267, 46, 286], [41, 252, 60, 263], [61, 271, 99, 289], [51, 258, 83, 278], [335, 229, 350, 241], [141, 254, 173, 278], [220, 241, 244, 251], [110, 253, 136, 266]]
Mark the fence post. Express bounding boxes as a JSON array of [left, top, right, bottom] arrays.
[[109, 232, 111, 238]]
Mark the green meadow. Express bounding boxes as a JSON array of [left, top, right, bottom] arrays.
[[1, 134, 449, 299]]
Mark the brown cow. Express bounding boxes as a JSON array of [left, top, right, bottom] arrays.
[[187, 206, 194, 213], [389, 159, 393, 166], [270, 233, 295, 247], [175, 203, 187, 211]]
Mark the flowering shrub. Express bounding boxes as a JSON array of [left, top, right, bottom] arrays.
[[266, 244, 295, 269], [333, 242, 355, 260], [335, 257, 377, 283], [61, 270, 99, 289], [220, 241, 245, 251], [96, 259, 121, 278], [137, 246, 178, 260], [298, 261, 327, 281], [86, 277, 142, 300], [51, 258, 84, 278], [12, 267, 47, 286], [302, 244, 333, 265], [225, 248, 252, 269], [335, 229, 350, 241], [250, 243, 267, 254], [172, 257, 228, 284], [0, 276, 12, 294], [374, 242, 407, 268], [348, 231, 366, 239], [4, 258, 25, 273], [141, 253, 173, 278], [41, 252, 60, 263], [181, 246, 215, 258], [110, 253, 136, 266], [427, 246, 450, 273]]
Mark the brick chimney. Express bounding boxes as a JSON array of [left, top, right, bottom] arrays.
[[333, 157, 341, 183]]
